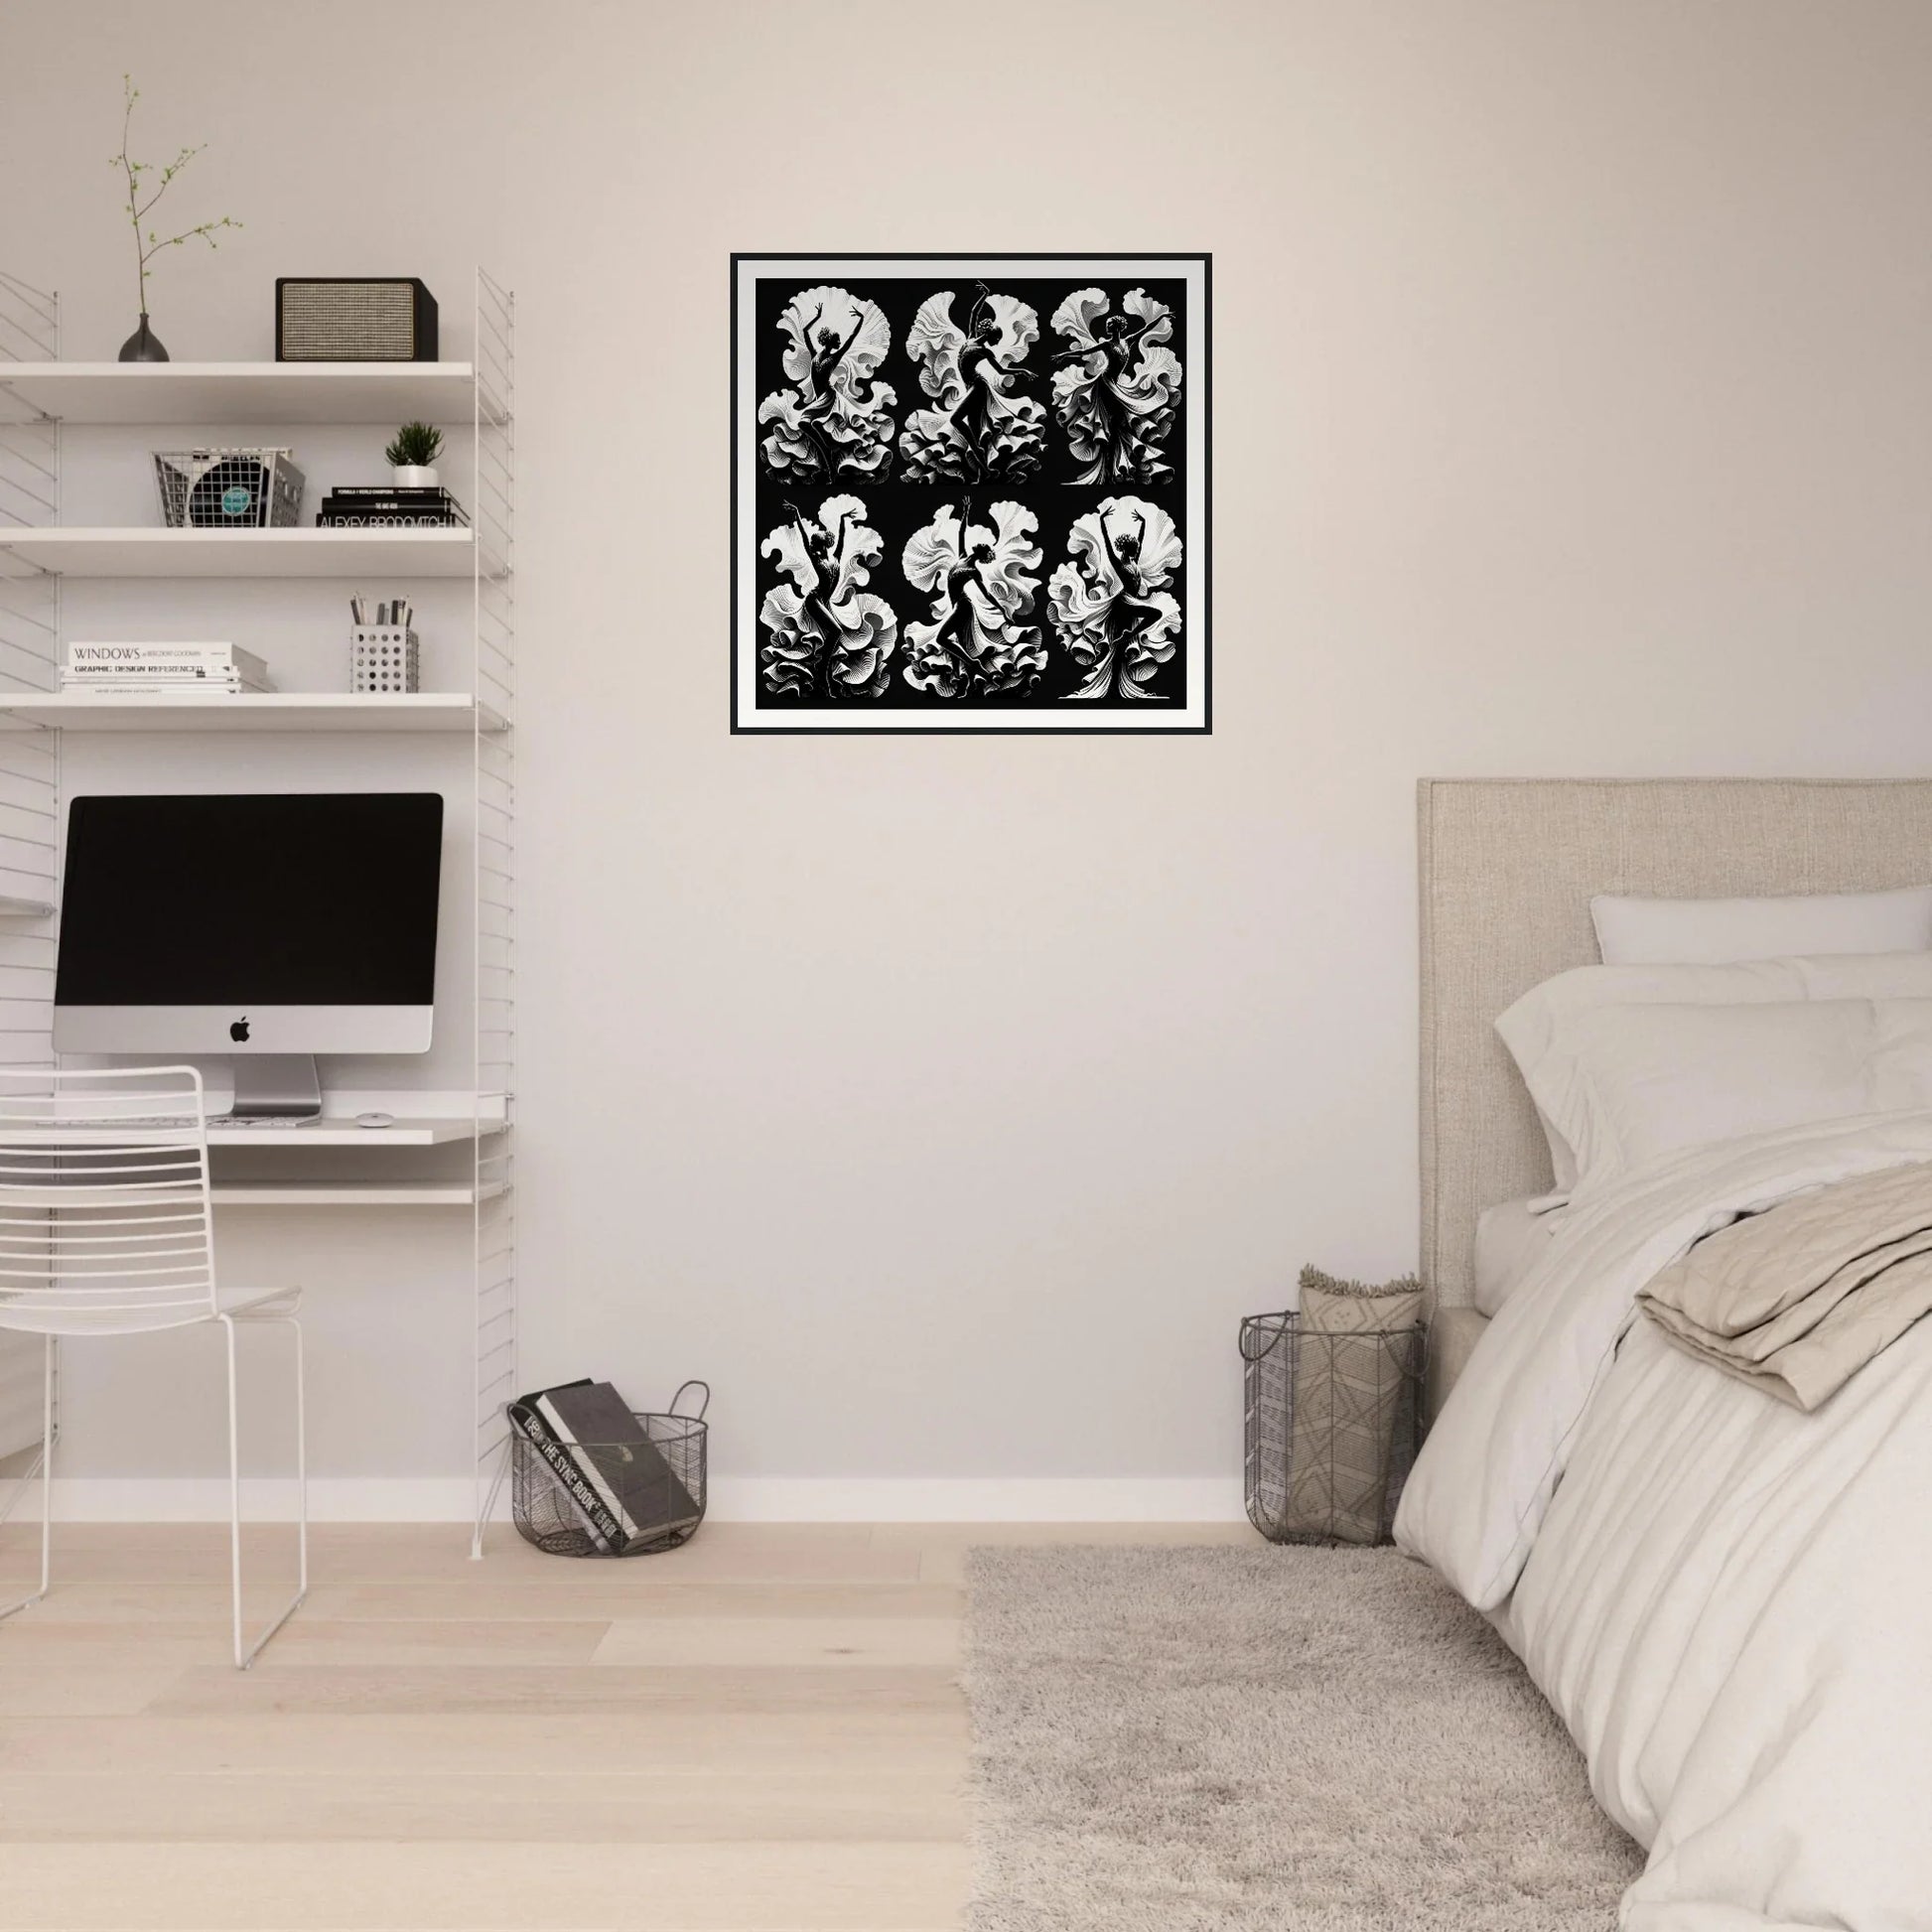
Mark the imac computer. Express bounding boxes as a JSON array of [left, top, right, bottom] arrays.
[[54, 792, 445, 1119]]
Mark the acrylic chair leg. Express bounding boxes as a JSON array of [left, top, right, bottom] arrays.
[[220, 1312, 308, 1671], [283, 1315, 309, 1603], [0, 1334, 55, 1623]]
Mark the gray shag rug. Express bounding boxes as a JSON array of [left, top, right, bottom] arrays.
[[962, 1545, 1643, 1930]]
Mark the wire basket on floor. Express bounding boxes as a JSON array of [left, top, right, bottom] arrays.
[[510, 1381, 709, 1558], [1241, 1311, 1423, 1547]]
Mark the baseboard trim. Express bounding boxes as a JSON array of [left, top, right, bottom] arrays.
[[24, 1475, 1247, 1525], [708, 1478, 1247, 1523]]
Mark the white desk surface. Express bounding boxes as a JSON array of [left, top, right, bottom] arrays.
[[209, 1116, 489, 1148]]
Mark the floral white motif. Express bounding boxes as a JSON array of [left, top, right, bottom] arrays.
[[1048, 288, 1182, 485], [1046, 496, 1181, 700], [759, 494, 898, 698], [900, 497, 1046, 699], [758, 286, 897, 482], [899, 285, 1046, 483]]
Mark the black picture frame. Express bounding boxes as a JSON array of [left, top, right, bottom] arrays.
[[731, 253, 1212, 736]]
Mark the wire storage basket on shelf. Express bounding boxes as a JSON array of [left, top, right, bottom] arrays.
[[510, 1381, 708, 1558], [153, 448, 305, 528], [1241, 1311, 1423, 1547]]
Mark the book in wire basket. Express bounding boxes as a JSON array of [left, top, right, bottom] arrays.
[[508, 1380, 708, 1557]]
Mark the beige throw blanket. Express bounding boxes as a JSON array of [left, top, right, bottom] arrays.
[[1638, 1160, 1932, 1410]]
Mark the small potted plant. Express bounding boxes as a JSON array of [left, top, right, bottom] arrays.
[[384, 421, 444, 488]]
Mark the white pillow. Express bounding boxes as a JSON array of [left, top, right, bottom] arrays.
[[1496, 952, 1932, 1197], [1472, 1197, 1560, 1316], [1504, 996, 1932, 1202], [1590, 885, 1932, 965]]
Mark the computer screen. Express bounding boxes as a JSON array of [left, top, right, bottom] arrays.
[[54, 792, 444, 1056]]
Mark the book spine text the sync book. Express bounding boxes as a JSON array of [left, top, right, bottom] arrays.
[[509, 1403, 620, 1550]]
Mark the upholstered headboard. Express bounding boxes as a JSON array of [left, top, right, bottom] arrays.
[[1419, 777, 1932, 1311]]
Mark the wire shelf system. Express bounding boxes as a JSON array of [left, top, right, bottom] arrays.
[[0, 272, 62, 1477], [0, 270, 516, 1549], [470, 269, 516, 1555]]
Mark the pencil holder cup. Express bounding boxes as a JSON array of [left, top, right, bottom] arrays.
[[350, 626, 420, 694]]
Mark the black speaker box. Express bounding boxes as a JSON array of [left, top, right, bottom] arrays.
[[275, 278, 439, 361]]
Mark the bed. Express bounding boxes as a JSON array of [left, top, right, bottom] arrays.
[[1398, 777, 1932, 1931]]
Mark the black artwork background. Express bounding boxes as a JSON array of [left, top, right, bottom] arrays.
[[751, 272, 1191, 710]]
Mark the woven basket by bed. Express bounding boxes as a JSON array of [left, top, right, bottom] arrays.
[[1242, 1269, 1425, 1546]]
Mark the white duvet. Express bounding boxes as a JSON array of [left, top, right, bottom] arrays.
[[1396, 1112, 1932, 1931]]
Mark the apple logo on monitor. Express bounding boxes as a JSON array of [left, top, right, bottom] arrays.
[[230, 1017, 250, 1042]]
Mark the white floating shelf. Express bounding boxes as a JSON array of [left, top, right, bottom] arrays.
[[3, 1117, 486, 1150], [211, 1179, 505, 1207], [0, 692, 505, 734], [0, 526, 479, 578], [0, 360, 484, 426]]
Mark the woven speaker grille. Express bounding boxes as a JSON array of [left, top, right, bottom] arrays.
[[280, 283, 420, 360]]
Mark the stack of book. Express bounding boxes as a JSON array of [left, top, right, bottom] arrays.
[[64, 641, 273, 694], [316, 485, 469, 529], [509, 1379, 704, 1555]]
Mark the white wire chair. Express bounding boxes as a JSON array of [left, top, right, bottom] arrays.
[[0, 1065, 306, 1668]]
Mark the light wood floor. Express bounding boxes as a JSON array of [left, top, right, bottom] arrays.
[[0, 1519, 1252, 1930]]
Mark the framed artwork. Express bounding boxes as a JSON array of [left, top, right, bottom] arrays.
[[731, 253, 1210, 734]]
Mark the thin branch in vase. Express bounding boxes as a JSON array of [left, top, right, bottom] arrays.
[[109, 74, 241, 318]]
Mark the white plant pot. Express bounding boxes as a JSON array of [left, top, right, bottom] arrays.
[[392, 465, 439, 488]]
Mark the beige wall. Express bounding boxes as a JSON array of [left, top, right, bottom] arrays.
[[5, 1, 1931, 1504]]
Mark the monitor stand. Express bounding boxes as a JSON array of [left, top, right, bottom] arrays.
[[226, 1055, 323, 1121]]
